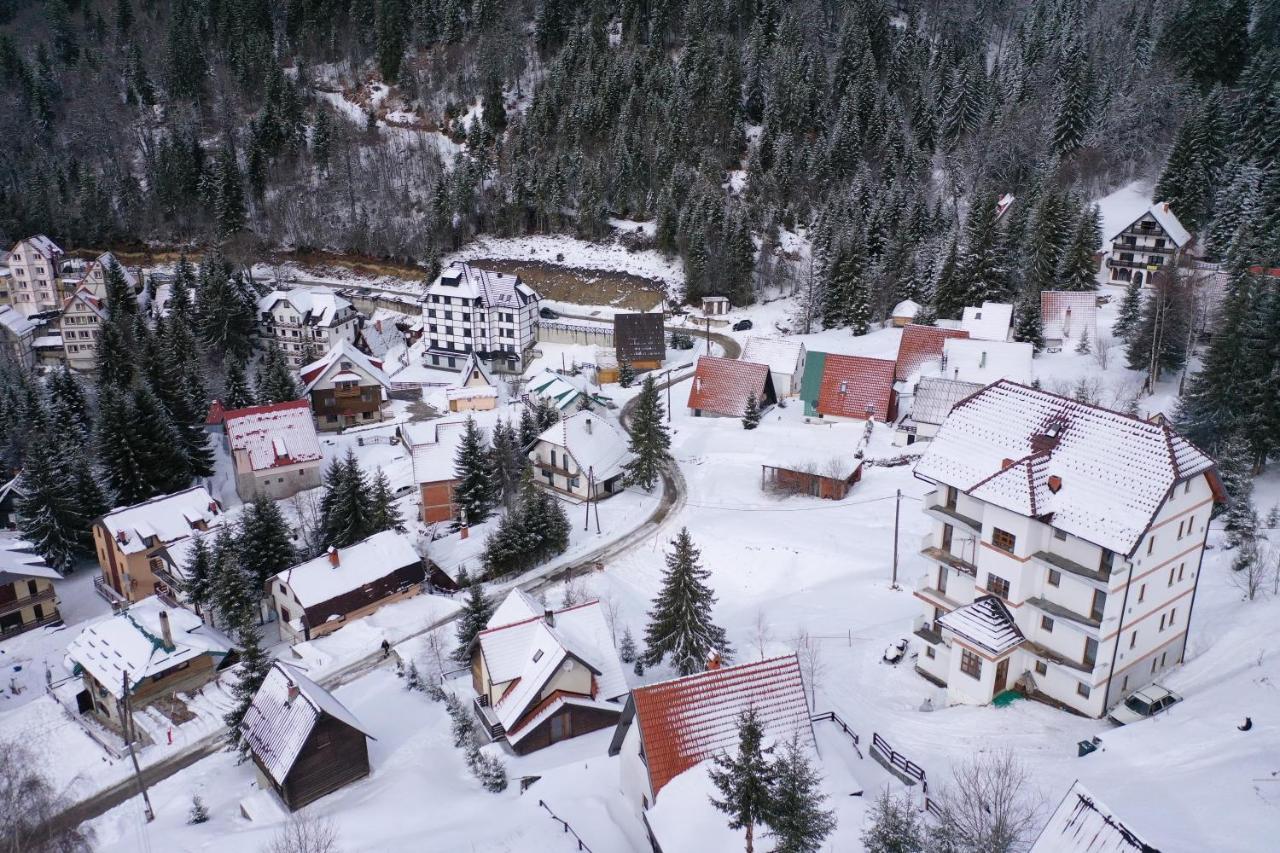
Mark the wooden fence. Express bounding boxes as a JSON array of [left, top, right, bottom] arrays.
[[870, 732, 928, 793], [810, 711, 862, 759], [537, 800, 594, 852]]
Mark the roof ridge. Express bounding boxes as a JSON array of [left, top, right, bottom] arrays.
[[632, 653, 801, 694]]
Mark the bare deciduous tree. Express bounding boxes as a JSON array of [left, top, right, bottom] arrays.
[[600, 594, 622, 645], [287, 490, 327, 560], [0, 738, 93, 853], [792, 630, 826, 712], [265, 813, 342, 853], [928, 750, 1043, 853], [749, 609, 774, 660], [1092, 334, 1113, 370]]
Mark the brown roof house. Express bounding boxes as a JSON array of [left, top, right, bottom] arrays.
[[470, 590, 628, 754], [242, 662, 374, 811], [0, 544, 61, 640], [299, 340, 392, 431], [801, 353, 896, 422], [894, 323, 970, 384], [687, 356, 777, 418], [614, 312, 666, 371], [218, 400, 324, 501], [270, 530, 426, 643]]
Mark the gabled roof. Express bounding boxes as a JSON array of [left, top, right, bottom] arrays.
[[66, 597, 232, 698], [1031, 780, 1159, 852], [99, 487, 223, 556], [0, 305, 36, 338], [909, 377, 984, 427], [1041, 292, 1098, 344], [1110, 202, 1192, 248], [620, 655, 813, 801], [960, 302, 1013, 342], [915, 380, 1219, 555], [614, 312, 666, 363], [740, 336, 805, 376], [299, 340, 391, 394], [891, 299, 921, 319], [275, 530, 422, 610], [535, 411, 633, 483], [242, 662, 373, 786], [687, 356, 773, 417], [10, 235, 61, 258], [0, 541, 60, 584], [477, 595, 627, 745], [405, 418, 471, 483], [527, 371, 586, 411], [815, 354, 895, 421], [429, 263, 539, 309], [61, 286, 108, 320], [257, 288, 354, 328], [455, 352, 494, 389], [941, 338, 1034, 385], [895, 324, 970, 382], [937, 595, 1024, 656], [222, 400, 322, 473]]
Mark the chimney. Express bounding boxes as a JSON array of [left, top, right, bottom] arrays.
[[158, 610, 174, 649], [287, 681, 300, 703], [584, 417, 593, 435], [543, 609, 555, 627], [1002, 458, 1014, 469], [327, 546, 340, 567], [707, 650, 722, 671], [1047, 475, 1062, 494]]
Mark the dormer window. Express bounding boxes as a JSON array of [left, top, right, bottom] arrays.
[[532, 649, 544, 663]]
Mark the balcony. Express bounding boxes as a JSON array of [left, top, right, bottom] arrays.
[[923, 493, 982, 533], [914, 576, 965, 611], [473, 696, 506, 742], [919, 543, 978, 577], [1026, 595, 1101, 631], [0, 585, 56, 618], [93, 575, 128, 610], [912, 615, 943, 645], [1021, 638, 1093, 674], [0, 611, 61, 640], [1031, 551, 1109, 585]]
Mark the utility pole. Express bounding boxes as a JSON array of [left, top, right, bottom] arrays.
[[664, 368, 673, 422], [892, 489, 901, 590], [705, 316, 711, 351], [583, 467, 592, 531], [122, 674, 155, 822], [593, 471, 602, 535]]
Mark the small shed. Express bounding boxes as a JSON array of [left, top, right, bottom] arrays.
[[701, 296, 730, 316], [890, 300, 921, 328], [242, 662, 374, 811], [762, 456, 862, 500], [614, 312, 666, 371], [1040, 292, 1098, 352]]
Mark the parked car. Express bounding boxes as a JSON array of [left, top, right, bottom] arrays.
[[733, 319, 753, 331], [539, 307, 560, 320], [1107, 684, 1182, 725]]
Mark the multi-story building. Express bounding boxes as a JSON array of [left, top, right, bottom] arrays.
[[423, 263, 540, 374], [59, 286, 107, 372], [1106, 202, 1194, 286], [910, 380, 1222, 718], [0, 305, 36, 370], [0, 546, 61, 640], [298, 340, 392, 430], [257, 288, 360, 367], [5, 235, 63, 315]]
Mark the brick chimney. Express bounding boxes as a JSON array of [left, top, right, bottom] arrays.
[[287, 681, 300, 703], [706, 650, 722, 671], [327, 546, 340, 567], [158, 610, 174, 650]]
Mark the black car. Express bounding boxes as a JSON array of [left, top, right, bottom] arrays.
[[733, 319, 753, 331], [539, 307, 560, 320]]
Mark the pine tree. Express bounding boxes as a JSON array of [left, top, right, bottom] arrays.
[[488, 421, 525, 510], [1058, 205, 1101, 291], [618, 358, 636, 388], [97, 392, 153, 505], [224, 616, 271, 755], [375, 0, 406, 83], [212, 530, 256, 629], [183, 534, 216, 615], [454, 582, 494, 663], [861, 790, 923, 853], [321, 450, 376, 548], [642, 528, 732, 674], [1126, 270, 1193, 386], [187, 795, 209, 825], [1217, 432, 1255, 536], [222, 354, 256, 409], [256, 343, 300, 404], [1113, 278, 1145, 340], [482, 470, 570, 576], [709, 708, 776, 853], [369, 469, 405, 534], [17, 435, 83, 572], [1074, 328, 1091, 355], [131, 386, 194, 493], [742, 392, 762, 430], [213, 146, 247, 237], [1012, 296, 1044, 352], [623, 376, 671, 490], [311, 109, 332, 169], [453, 416, 495, 525], [238, 494, 296, 590], [1175, 268, 1256, 453], [47, 365, 93, 443], [619, 627, 636, 663], [519, 406, 542, 449], [767, 734, 837, 853], [931, 237, 965, 320], [1051, 53, 1092, 156]]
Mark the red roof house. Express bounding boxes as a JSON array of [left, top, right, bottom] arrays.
[[608, 655, 814, 807], [221, 400, 324, 501], [812, 354, 896, 421], [687, 356, 777, 418], [895, 324, 970, 383]]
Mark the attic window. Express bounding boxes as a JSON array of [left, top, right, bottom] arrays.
[[838, 381, 848, 394], [532, 650, 544, 663]]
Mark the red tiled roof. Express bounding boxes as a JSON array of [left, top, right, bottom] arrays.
[[205, 400, 226, 426], [817, 354, 896, 421], [687, 356, 772, 417], [631, 655, 813, 801], [895, 324, 969, 382], [222, 399, 322, 472]]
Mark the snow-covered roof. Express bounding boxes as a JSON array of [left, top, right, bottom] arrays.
[[813, 354, 896, 421], [1031, 780, 1158, 852], [687, 356, 773, 417], [1041, 292, 1098, 344], [895, 324, 970, 382], [223, 400, 322, 473], [10, 234, 61, 259], [100, 487, 223, 556], [477, 596, 627, 745], [535, 411, 632, 483], [404, 417, 483, 483], [276, 530, 422, 610], [740, 336, 806, 376], [455, 352, 494, 389], [241, 662, 373, 786], [487, 588, 542, 629], [0, 541, 60, 583], [937, 595, 1024, 656], [66, 597, 231, 698], [445, 386, 497, 401], [909, 377, 984, 427], [0, 305, 36, 338], [960, 302, 1013, 342], [915, 381, 1218, 555], [625, 655, 813, 801], [767, 422, 866, 480], [61, 286, 107, 320], [1110, 202, 1192, 248], [527, 371, 586, 411], [428, 263, 539, 309], [258, 288, 354, 328], [891, 299, 921, 319], [941, 338, 1034, 385], [614, 312, 666, 363], [299, 340, 391, 394]]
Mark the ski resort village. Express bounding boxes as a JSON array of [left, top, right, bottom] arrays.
[[1, 2, 1279, 852]]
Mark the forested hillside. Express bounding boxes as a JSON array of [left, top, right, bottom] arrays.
[[0, 0, 1277, 318]]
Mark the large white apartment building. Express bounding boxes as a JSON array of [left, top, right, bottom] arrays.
[[5, 235, 64, 315], [911, 380, 1222, 718], [423, 263, 539, 374], [58, 252, 139, 372], [257, 288, 360, 367]]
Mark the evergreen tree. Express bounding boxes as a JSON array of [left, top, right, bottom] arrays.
[[255, 343, 300, 403], [618, 358, 636, 388], [454, 582, 494, 663], [1113, 278, 1145, 340], [519, 406, 542, 449], [861, 790, 923, 853], [47, 365, 93, 443], [1074, 328, 1091, 355], [1126, 270, 1193, 387], [931, 237, 966, 320], [375, 0, 406, 83], [742, 392, 762, 430], [956, 193, 1009, 305], [131, 386, 194, 492], [95, 316, 135, 390], [1012, 296, 1044, 352], [321, 450, 376, 548], [212, 146, 247, 237], [311, 109, 332, 169], [453, 416, 495, 525], [1217, 432, 1256, 536], [1175, 269, 1256, 453], [642, 528, 732, 674], [369, 469, 405, 534], [1058, 205, 1101, 290], [767, 734, 837, 853], [183, 534, 216, 616], [490, 420, 526, 510], [222, 354, 256, 409], [623, 376, 671, 490], [96, 392, 152, 505], [708, 708, 776, 853], [238, 494, 296, 590], [223, 616, 271, 755], [482, 470, 570, 576], [16, 435, 83, 572], [1051, 53, 1092, 156], [619, 627, 636, 663]]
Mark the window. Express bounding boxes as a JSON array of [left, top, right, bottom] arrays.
[[1138, 584, 1146, 603], [1159, 614, 1166, 631], [1083, 638, 1099, 668], [1048, 569, 1061, 587], [1053, 528, 1067, 541], [1161, 651, 1168, 667], [1041, 615, 1054, 632], [1184, 481, 1191, 494], [987, 575, 1010, 599], [992, 528, 1016, 553], [1178, 563, 1186, 581], [1077, 682, 1091, 698], [1090, 589, 1107, 622], [960, 650, 982, 679], [1122, 676, 1129, 692], [1129, 631, 1137, 649], [281, 606, 290, 622], [1100, 549, 1115, 575], [1147, 536, 1155, 556], [1034, 661, 1047, 676], [1187, 515, 1195, 535], [1169, 567, 1176, 587], [532, 649, 544, 663], [1151, 659, 1158, 674], [1169, 607, 1176, 626], [1177, 521, 1184, 540], [925, 646, 935, 659]]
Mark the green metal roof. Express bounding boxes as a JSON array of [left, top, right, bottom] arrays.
[[799, 350, 827, 417]]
